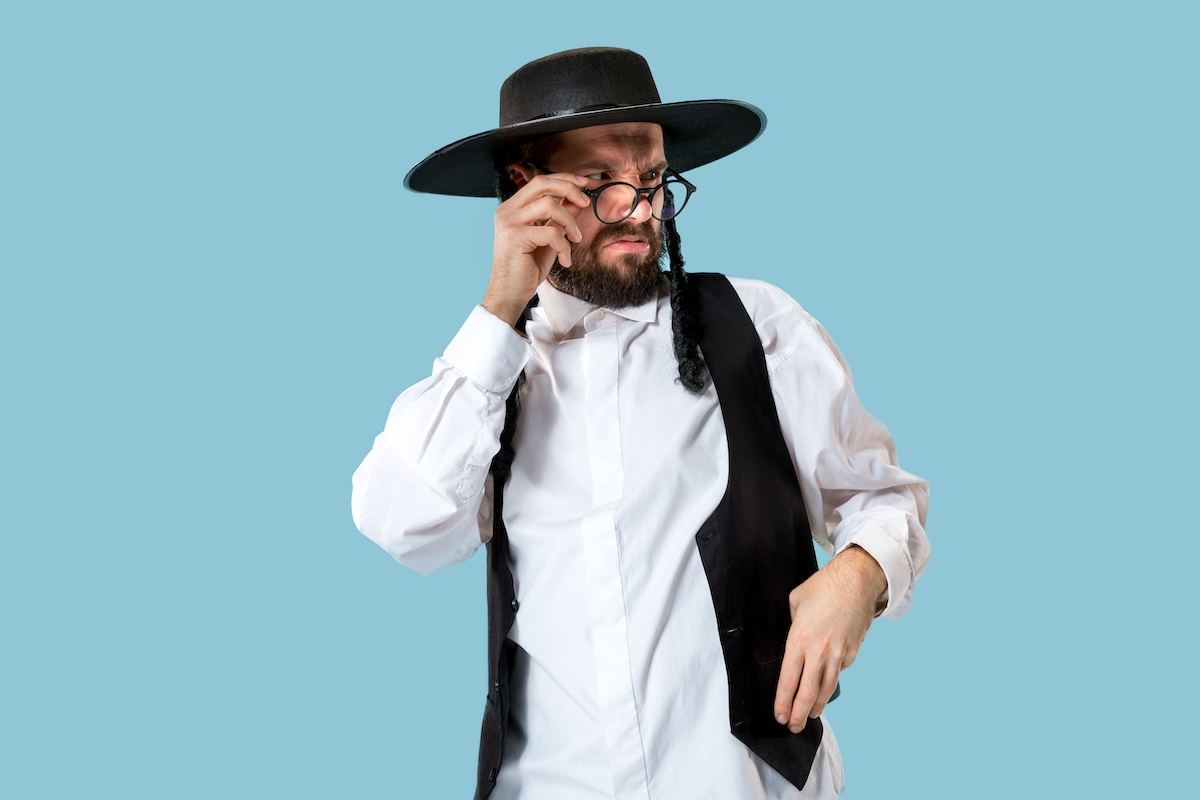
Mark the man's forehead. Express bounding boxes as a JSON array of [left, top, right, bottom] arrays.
[[550, 122, 666, 168]]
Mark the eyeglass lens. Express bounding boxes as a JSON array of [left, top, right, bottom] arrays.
[[594, 182, 690, 224]]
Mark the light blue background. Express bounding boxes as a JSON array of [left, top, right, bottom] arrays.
[[2, 2, 1196, 798]]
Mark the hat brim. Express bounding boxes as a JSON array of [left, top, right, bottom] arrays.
[[404, 99, 766, 198]]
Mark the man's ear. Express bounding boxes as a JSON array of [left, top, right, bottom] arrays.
[[507, 162, 536, 191]]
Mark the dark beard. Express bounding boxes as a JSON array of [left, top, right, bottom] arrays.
[[548, 221, 664, 309]]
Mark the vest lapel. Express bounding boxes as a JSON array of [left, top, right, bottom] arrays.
[[691, 272, 827, 790]]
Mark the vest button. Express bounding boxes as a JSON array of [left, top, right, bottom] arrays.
[[510, 597, 520, 612]]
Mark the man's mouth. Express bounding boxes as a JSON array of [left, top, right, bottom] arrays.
[[601, 235, 650, 253]]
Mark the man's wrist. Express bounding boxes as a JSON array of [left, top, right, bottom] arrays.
[[830, 545, 888, 612], [481, 293, 526, 328]]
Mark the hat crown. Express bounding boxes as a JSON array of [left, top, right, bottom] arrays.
[[499, 48, 662, 127]]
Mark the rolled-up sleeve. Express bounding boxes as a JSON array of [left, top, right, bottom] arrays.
[[734, 278, 931, 620], [351, 305, 533, 575]]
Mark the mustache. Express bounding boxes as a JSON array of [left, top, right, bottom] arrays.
[[591, 220, 659, 247]]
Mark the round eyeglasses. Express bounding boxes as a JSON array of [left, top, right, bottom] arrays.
[[526, 163, 696, 224]]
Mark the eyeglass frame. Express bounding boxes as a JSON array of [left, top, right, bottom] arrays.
[[524, 162, 697, 224]]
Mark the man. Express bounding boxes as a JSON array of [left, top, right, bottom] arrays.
[[352, 48, 929, 799]]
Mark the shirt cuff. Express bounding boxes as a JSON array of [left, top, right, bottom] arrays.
[[833, 519, 914, 621], [443, 305, 534, 394]]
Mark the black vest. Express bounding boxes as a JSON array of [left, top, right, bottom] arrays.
[[475, 274, 829, 798]]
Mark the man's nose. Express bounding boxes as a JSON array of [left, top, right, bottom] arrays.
[[628, 193, 654, 224]]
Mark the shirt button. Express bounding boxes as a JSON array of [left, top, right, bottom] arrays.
[[510, 597, 519, 612], [594, 310, 605, 320]]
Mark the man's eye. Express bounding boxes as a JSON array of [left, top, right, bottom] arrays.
[[587, 173, 606, 181]]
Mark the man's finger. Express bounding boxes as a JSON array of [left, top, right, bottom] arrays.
[[788, 659, 824, 732], [531, 170, 591, 189], [520, 174, 591, 208], [807, 664, 841, 720], [773, 644, 803, 726], [497, 177, 585, 227], [512, 198, 582, 241], [523, 225, 573, 269]]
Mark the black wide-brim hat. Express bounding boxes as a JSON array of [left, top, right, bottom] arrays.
[[405, 47, 766, 198]]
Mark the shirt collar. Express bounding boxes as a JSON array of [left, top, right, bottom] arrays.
[[535, 279, 662, 339]]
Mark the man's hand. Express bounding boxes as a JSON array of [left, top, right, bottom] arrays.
[[774, 545, 887, 733], [482, 171, 591, 327]]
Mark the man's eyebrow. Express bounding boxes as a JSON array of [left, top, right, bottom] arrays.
[[574, 161, 669, 175], [573, 161, 617, 174]]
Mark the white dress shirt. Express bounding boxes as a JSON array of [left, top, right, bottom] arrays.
[[352, 277, 930, 799]]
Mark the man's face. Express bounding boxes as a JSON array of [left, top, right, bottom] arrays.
[[518, 122, 668, 308]]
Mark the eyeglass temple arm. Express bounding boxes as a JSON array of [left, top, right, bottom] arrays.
[[665, 168, 696, 193]]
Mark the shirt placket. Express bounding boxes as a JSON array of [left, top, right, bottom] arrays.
[[579, 311, 651, 800]]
